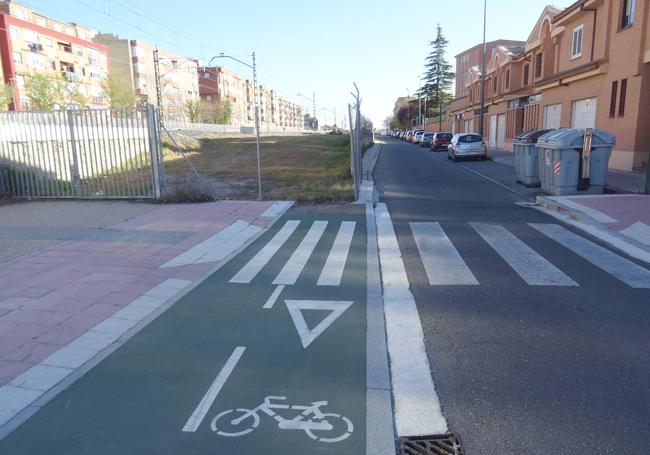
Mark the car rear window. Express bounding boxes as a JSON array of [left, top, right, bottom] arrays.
[[439, 133, 452, 140], [459, 134, 483, 143]]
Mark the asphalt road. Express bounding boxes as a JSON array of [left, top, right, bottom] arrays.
[[374, 138, 650, 455]]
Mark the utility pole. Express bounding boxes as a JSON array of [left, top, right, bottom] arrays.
[[478, 0, 487, 137], [252, 52, 262, 201], [424, 94, 428, 131], [153, 49, 164, 127], [418, 83, 422, 129]]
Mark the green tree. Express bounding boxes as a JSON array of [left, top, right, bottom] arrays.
[[0, 84, 13, 111], [102, 75, 136, 109], [202, 100, 232, 125], [418, 24, 455, 128], [25, 72, 88, 110], [183, 98, 203, 123]]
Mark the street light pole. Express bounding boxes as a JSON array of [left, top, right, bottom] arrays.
[[209, 52, 262, 200], [478, 0, 487, 136]]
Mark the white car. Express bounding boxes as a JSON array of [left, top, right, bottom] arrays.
[[447, 133, 488, 161]]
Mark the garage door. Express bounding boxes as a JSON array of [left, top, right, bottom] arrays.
[[544, 104, 562, 129], [572, 98, 597, 129], [497, 114, 506, 149], [489, 115, 497, 148]]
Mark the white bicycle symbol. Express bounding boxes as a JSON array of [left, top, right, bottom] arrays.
[[210, 395, 354, 443]]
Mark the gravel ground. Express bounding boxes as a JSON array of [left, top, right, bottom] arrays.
[[0, 200, 159, 263]]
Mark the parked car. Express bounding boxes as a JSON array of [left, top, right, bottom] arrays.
[[405, 131, 414, 142], [420, 132, 435, 147], [447, 133, 488, 161], [431, 132, 453, 151], [412, 131, 426, 144]]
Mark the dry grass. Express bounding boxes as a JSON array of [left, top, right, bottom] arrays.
[[163, 134, 355, 203]]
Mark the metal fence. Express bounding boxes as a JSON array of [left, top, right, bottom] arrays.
[[348, 85, 373, 198], [0, 104, 164, 199]]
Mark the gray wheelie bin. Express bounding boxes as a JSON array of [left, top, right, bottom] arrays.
[[537, 128, 615, 196], [513, 129, 551, 187]]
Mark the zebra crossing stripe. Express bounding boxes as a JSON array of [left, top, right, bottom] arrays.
[[410, 222, 479, 286], [530, 223, 650, 289], [229, 220, 301, 284], [471, 223, 578, 286], [273, 221, 328, 285], [317, 221, 356, 286]]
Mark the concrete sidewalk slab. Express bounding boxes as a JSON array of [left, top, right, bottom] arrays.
[[0, 199, 291, 425]]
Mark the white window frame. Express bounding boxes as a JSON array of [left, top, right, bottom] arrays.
[[12, 51, 22, 64], [571, 25, 584, 59]]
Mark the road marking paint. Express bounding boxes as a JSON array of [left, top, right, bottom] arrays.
[[530, 223, 650, 288], [230, 220, 301, 284], [285, 300, 353, 348], [161, 220, 261, 268], [262, 285, 285, 309], [260, 201, 294, 218], [272, 221, 328, 285], [317, 221, 356, 286], [471, 223, 578, 286], [410, 222, 479, 286], [620, 222, 650, 247], [182, 346, 246, 433], [375, 203, 448, 437]]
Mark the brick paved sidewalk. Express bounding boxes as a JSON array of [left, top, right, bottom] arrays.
[[0, 200, 291, 428]]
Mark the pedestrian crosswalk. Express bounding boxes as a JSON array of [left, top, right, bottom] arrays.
[[227, 218, 650, 289]]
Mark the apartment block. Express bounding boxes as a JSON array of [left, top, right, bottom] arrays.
[[93, 34, 199, 121], [449, 0, 650, 171], [198, 66, 247, 125], [0, 1, 109, 110]]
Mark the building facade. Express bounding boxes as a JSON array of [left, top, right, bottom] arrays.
[[93, 34, 199, 121], [0, 1, 109, 110], [448, 0, 650, 171], [198, 66, 248, 125]]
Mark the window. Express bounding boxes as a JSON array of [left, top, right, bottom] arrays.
[[49, 60, 56, 70], [609, 80, 618, 117], [13, 52, 22, 64], [203, 72, 210, 79], [571, 25, 584, 59], [493, 75, 498, 94], [505, 69, 510, 90], [523, 64, 530, 86], [45, 38, 52, 48], [58, 41, 72, 53], [10, 26, 18, 40], [535, 53, 543, 79], [619, 79, 627, 117], [622, 0, 635, 28]]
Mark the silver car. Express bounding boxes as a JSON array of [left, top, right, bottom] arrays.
[[420, 132, 435, 147], [447, 133, 488, 161]]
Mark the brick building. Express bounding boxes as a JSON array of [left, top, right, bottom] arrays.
[[93, 34, 199, 121], [198, 66, 248, 125], [0, 1, 109, 110], [448, 0, 650, 171]]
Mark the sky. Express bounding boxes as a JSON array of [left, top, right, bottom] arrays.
[[22, 0, 574, 128]]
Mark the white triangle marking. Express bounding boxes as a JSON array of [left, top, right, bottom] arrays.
[[285, 300, 354, 349]]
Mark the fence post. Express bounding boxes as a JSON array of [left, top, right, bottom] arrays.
[[348, 103, 358, 199], [66, 110, 81, 197], [146, 104, 164, 199]]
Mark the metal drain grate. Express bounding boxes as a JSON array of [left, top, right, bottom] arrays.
[[399, 433, 464, 455]]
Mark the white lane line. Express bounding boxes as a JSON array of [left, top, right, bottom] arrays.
[[410, 222, 479, 286], [471, 223, 578, 286], [375, 204, 448, 437], [272, 221, 328, 285], [530, 223, 650, 288], [620, 222, 650, 247], [260, 201, 294, 218], [182, 346, 246, 432], [230, 220, 301, 284], [262, 285, 285, 309], [317, 221, 356, 286]]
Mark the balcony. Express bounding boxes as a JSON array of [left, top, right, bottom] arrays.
[[64, 72, 83, 82]]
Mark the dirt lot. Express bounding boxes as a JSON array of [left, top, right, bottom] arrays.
[[163, 134, 356, 203]]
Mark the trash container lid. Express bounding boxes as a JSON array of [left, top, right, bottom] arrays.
[[514, 129, 552, 143], [537, 128, 616, 149]]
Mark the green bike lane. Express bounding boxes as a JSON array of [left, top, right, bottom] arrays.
[[0, 208, 372, 455]]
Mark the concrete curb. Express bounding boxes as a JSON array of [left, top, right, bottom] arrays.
[[0, 201, 294, 440], [365, 201, 397, 455], [355, 144, 382, 205], [529, 198, 650, 265]]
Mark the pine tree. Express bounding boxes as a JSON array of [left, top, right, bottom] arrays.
[[418, 24, 455, 128]]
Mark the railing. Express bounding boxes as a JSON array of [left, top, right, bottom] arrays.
[[0, 105, 165, 199]]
